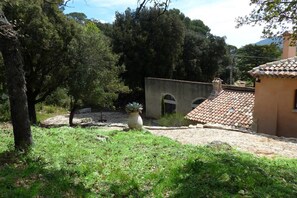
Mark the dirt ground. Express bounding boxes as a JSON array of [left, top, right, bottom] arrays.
[[148, 127, 297, 159]]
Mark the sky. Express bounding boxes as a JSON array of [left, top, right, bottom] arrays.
[[64, 0, 265, 48]]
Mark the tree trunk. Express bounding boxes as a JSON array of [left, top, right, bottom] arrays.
[[0, 12, 33, 150], [69, 105, 77, 127], [27, 97, 37, 125]]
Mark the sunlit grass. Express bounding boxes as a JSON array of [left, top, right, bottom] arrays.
[[0, 127, 297, 197], [36, 104, 68, 123]]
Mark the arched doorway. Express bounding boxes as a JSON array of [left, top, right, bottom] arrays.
[[191, 98, 206, 109], [162, 94, 176, 115]]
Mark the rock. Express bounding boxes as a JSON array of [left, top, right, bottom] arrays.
[[95, 135, 110, 142], [203, 123, 232, 130], [108, 123, 127, 128], [144, 126, 189, 130]]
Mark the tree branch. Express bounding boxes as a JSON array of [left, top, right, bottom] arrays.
[[136, 0, 170, 17]]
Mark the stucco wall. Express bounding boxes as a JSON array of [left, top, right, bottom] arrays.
[[145, 77, 213, 118], [254, 77, 297, 138]]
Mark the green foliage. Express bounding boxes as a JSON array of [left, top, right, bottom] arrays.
[[158, 113, 192, 127], [93, 20, 113, 38], [2, 0, 79, 122], [44, 88, 70, 108], [0, 55, 9, 122], [236, 44, 281, 81], [0, 96, 10, 122], [113, 8, 185, 89], [237, 1, 297, 39], [113, 7, 230, 97], [0, 54, 5, 91], [218, 44, 239, 84], [175, 29, 230, 82], [0, 127, 297, 197], [67, 22, 128, 111], [125, 102, 143, 113], [66, 12, 88, 24], [36, 104, 67, 122]]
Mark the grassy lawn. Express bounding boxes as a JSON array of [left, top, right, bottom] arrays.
[[36, 104, 68, 123], [0, 127, 297, 197]]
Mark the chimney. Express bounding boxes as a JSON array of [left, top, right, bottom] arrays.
[[282, 31, 296, 59], [209, 78, 223, 99]]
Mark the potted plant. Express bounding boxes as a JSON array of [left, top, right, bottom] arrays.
[[125, 102, 143, 130]]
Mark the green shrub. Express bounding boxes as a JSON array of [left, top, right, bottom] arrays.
[[36, 103, 68, 122], [36, 104, 67, 115], [45, 88, 70, 108], [158, 113, 192, 127], [0, 94, 10, 122]]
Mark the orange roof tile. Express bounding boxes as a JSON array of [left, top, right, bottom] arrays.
[[249, 56, 297, 78], [186, 90, 254, 129]]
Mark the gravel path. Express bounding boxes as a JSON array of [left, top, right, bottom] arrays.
[[148, 127, 297, 158]]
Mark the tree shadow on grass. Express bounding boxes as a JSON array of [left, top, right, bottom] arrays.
[[0, 150, 92, 197], [168, 149, 297, 197]]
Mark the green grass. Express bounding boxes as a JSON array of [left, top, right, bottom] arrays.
[[158, 113, 193, 127], [36, 104, 68, 123], [0, 127, 297, 197]]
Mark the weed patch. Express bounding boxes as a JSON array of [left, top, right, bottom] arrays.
[[158, 113, 192, 127]]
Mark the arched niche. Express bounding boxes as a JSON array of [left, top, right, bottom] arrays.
[[161, 94, 177, 115]]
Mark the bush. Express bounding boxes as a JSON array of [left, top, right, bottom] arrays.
[[36, 103, 68, 122], [44, 88, 70, 108], [36, 103, 67, 114], [0, 96, 10, 122], [158, 113, 192, 127]]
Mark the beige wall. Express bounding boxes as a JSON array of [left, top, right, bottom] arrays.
[[145, 78, 213, 118], [254, 77, 297, 137]]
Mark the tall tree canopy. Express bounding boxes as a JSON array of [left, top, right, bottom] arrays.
[[237, 0, 297, 39], [67, 22, 128, 126], [113, 7, 230, 91], [175, 16, 229, 82], [113, 8, 185, 90], [3, 0, 78, 124], [236, 44, 281, 82]]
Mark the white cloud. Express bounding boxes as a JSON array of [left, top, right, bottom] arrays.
[[171, 0, 264, 47]]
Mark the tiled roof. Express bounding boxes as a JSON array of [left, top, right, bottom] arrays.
[[186, 90, 254, 129], [249, 56, 297, 78]]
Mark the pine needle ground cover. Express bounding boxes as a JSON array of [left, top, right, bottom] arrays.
[[0, 127, 297, 197]]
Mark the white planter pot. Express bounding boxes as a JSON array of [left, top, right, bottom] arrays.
[[128, 112, 143, 130]]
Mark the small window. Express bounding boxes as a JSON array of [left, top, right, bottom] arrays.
[[294, 89, 297, 110]]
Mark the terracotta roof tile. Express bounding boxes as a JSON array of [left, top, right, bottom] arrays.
[[186, 90, 254, 129], [249, 56, 297, 78]]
